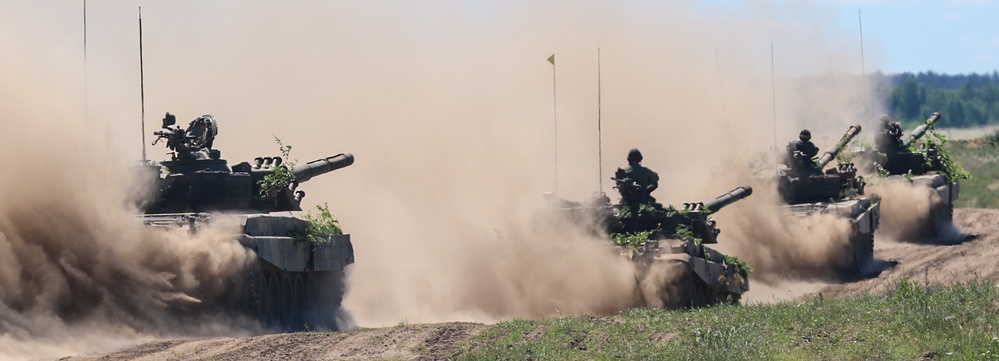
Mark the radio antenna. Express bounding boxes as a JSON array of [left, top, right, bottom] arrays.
[[547, 53, 558, 199], [771, 43, 779, 176], [139, 7, 147, 161], [597, 48, 603, 193], [858, 9, 866, 76], [83, 0, 89, 124]]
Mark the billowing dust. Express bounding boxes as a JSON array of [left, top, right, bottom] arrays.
[[0, 122, 261, 360], [0, 55, 261, 359], [868, 177, 961, 243], [2, 1, 897, 357], [712, 187, 854, 285]]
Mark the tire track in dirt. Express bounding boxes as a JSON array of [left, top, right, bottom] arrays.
[[61, 322, 484, 361]]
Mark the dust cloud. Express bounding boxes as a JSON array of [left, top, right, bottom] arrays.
[[0, 61, 259, 360], [713, 188, 855, 286], [868, 177, 962, 243], [3, 0, 889, 353], [872, 178, 937, 242]]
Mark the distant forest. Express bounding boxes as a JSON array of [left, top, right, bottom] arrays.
[[873, 71, 999, 128]]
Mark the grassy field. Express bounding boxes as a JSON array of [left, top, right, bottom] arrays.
[[950, 132, 999, 209], [455, 280, 999, 360]]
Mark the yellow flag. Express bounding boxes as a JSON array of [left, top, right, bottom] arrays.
[[547, 54, 555, 65]]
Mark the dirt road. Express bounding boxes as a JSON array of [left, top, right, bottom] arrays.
[[60, 208, 999, 361], [820, 208, 999, 297]]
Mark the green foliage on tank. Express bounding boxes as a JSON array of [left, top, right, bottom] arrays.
[[291, 203, 344, 246], [258, 136, 297, 196]]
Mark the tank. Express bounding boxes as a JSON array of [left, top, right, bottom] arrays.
[[776, 124, 880, 275], [139, 112, 354, 331], [554, 184, 753, 309], [865, 112, 959, 236]]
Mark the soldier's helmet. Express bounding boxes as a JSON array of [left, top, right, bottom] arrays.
[[880, 115, 892, 126], [627, 148, 643, 163], [799, 129, 811, 141]]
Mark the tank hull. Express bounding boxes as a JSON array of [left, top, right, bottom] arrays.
[[653, 239, 746, 307], [891, 174, 959, 238], [783, 198, 880, 276], [142, 213, 354, 331]]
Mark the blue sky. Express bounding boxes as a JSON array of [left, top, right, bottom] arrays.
[[829, 1, 997, 74]]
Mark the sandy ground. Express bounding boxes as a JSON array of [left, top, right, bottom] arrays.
[[59, 208, 999, 361], [820, 208, 999, 297]]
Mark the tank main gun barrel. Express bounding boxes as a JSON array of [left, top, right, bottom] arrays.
[[293, 153, 354, 183], [902, 112, 941, 148], [701, 186, 753, 212], [815, 124, 862, 169]]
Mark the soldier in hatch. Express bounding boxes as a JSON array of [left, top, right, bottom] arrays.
[[876, 115, 905, 156], [787, 129, 820, 173], [613, 148, 660, 207]]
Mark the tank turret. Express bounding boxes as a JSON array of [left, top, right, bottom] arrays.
[[660, 186, 754, 244], [778, 124, 865, 204], [876, 112, 945, 176], [145, 112, 354, 214]]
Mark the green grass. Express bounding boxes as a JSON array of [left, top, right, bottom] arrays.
[[948, 135, 999, 208], [454, 280, 999, 360]]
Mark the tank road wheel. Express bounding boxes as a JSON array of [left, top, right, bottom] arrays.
[[267, 274, 281, 329], [657, 261, 710, 309], [280, 274, 294, 331], [298, 271, 351, 330], [292, 274, 307, 331], [931, 202, 954, 240], [724, 292, 742, 305], [851, 233, 874, 276], [257, 273, 271, 326], [305, 274, 317, 315]]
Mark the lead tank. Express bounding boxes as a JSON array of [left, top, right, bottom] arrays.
[[555, 183, 753, 309], [866, 112, 959, 237], [139, 112, 354, 331], [777, 124, 880, 275]]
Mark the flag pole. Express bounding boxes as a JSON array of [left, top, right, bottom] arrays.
[[548, 54, 558, 199]]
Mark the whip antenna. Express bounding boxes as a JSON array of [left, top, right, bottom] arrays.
[[83, 0, 88, 124], [858, 9, 866, 77], [859, 9, 875, 131], [597, 48, 603, 193], [771, 43, 779, 176], [548, 54, 558, 199], [139, 7, 147, 161]]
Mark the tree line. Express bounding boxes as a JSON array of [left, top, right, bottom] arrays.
[[872, 71, 999, 128]]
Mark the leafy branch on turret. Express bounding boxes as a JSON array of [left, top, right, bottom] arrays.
[[258, 136, 297, 196], [923, 132, 971, 182], [610, 231, 651, 248]]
